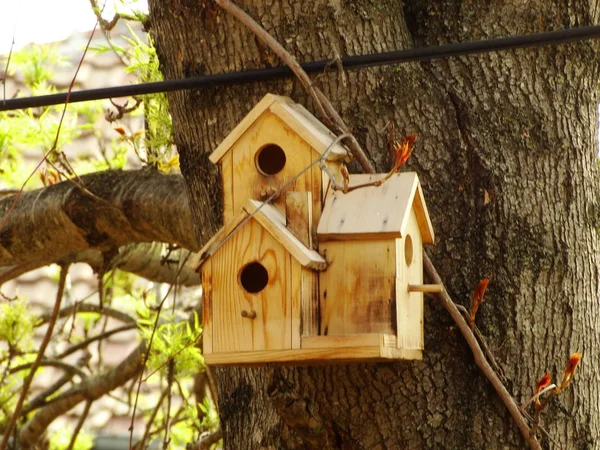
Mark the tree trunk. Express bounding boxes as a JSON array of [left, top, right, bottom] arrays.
[[148, 1, 600, 448]]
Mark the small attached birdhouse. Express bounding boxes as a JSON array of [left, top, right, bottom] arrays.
[[192, 94, 437, 366]]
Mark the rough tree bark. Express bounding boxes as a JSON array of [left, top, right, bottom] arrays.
[[148, 1, 600, 448], [0, 170, 201, 285]]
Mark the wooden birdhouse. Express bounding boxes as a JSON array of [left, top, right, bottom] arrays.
[[207, 93, 350, 235], [317, 173, 434, 357], [193, 94, 437, 366]]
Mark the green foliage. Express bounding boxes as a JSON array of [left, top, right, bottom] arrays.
[[48, 426, 94, 450], [0, 298, 38, 354], [137, 304, 204, 380], [198, 398, 220, 432], [0, 44, 105, 187], [10, 44, 66, 86], [123, 27, 174, 167]]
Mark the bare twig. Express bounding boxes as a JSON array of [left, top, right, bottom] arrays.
[[9, 358, 87, 379], [133, 387, 169, 450], [0, 264, 70, 450], [18, 342, 146, 446], [22, 353, 91, 416], [186, 428, 223, 450], [2, 21, 17, 105], [39, 303, 136, 325], [215, 0, 327, 119], [129, 255, 193, 448], [456, 304, 506, 381], [54, 324, 137, 359], [423, 253, 540, 450], [0, 13, 104, 236], [215, 0, 375, 173], [65, 400, 92, 450], [521, 384, 558, 410]]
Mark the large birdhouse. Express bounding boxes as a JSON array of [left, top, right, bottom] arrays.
[[193, 94, 437, 366], [207, 93, 350, 234]]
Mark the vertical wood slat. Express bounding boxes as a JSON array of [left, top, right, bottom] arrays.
[[221, 152, 234, 223], [202, 260, 213, 355], [285, 191, 312, 248], [212, 218, 291, 353], [319, 240, 396, 336], [396, 209, 424, 350], [300, 267, 319, 338], [291, 259, 302, 349]]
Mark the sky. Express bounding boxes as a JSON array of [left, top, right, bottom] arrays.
[[0, 0, 147, 54]]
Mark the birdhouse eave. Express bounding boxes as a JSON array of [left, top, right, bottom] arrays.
[[208, 93, 351, 165], [190, 200, 327, 271]]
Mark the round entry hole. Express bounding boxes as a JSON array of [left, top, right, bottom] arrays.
[[404, 235, 414, 266], [239, 261, 269, 293], [256, 144, 286, 175]]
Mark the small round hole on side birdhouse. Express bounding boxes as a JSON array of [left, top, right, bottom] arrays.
[[239, 261, 269, 293], [256, 144, 286, 176], [404, 234, 413, 266]]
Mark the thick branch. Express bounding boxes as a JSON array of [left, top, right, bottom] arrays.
[[0, 169, 197, 272]]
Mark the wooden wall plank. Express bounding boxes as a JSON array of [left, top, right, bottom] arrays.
[[319, 240, 396, 336], [201, 260, 213, 356], [212, 218, 291, 353], [301, 267, 319, 337], [221, 152, 234, 223], [290, 258, 302, 349], [285, 191, 312, 248], [396, 208, 424, 350], [231, 112, 315, 218]]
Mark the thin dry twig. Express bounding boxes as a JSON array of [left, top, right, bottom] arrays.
[[39, 303, 136, 325], [22, 353, 91, 416], [133, 387, 170, 450], [9, 358, 87, 379], [186, 428, 223, 450], [423, 253, 540, 450], [0, 264, 70, 450], [0, 14, 105, 237], [66, 400, 92, 450], [128, 253, 193, 448], [54, 324, 137, 360]]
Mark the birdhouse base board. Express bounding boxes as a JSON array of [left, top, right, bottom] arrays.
[[204, 344, 422, 366]]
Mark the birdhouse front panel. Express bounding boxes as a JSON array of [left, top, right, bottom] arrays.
[[209, 218, 292, 353], [319, 240, 397, 336], [225, 112, 323, 232], [396, 208, 425, 350]]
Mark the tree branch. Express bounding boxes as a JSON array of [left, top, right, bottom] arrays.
[[0, 169, 198, 279], [54, 324, 137, 360], [39, 303, 136, 325], [9, 358, 87, 379]]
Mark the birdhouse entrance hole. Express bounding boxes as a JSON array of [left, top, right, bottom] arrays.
[[239, 261, 269, 293], [404, 235, 413, 266], [256, 144, 286, 175]]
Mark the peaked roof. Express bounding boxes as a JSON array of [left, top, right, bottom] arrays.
[[317, 172, 434, 244], [191, 200, 327, 271], [209, 93, 351, 164]]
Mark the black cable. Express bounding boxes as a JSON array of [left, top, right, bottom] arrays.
[[2, 24, 600, 112]]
